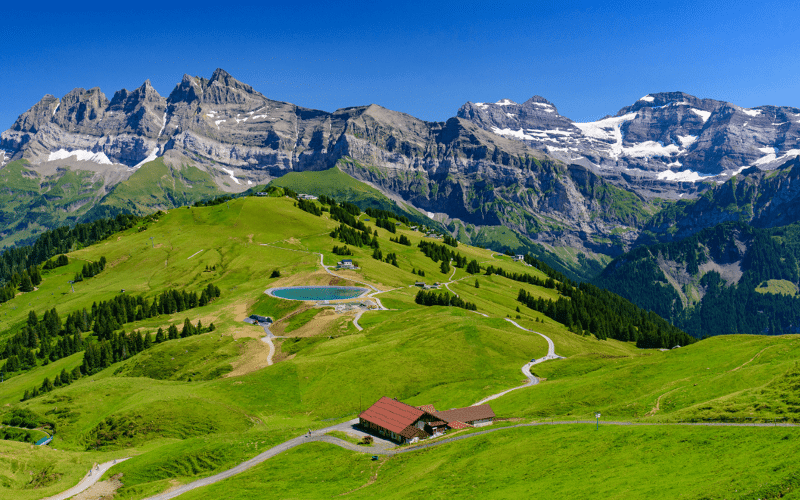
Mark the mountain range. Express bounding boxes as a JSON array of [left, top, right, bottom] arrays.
[[3, 68, 800, 280]]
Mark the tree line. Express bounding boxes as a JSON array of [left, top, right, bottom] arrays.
[[331, 224, 379, 249], [515, 280, 693, 348], [0, 283, 222, 381], [365, 207, 410, 226], [0, 213, 140, 287], [73, 256, 107, 282], [415, 290, 477, 311], [21, 317, 215, 401]]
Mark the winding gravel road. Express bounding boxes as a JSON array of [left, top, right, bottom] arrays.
[[42, 458, 130, 500]]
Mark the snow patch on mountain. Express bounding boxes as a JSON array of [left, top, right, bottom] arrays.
[[158, 112, 167, 136], [639, 95, 655, 102], [742, 108, 762, 117], [221, 167, 240, 185], [573, 113, 637, 141], [133, 148, 159, 169], [495, 99, 516, 106], [691, 109, 711, 122], [574, 113, 637, 158], [754, 148, 800, 167], [491, 127, 539, 141], [657, 169, 713, 182], [49, 149, 113, 165], [677, 135, 698, 147], [622, 141, 681, 158]]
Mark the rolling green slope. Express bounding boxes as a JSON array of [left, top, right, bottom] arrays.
[[270, 164, 607, 281], [268, 162, 435, 227], [86, 157, 223, 220], [0, 195, 797, 499], [0, 160, 108, 247]]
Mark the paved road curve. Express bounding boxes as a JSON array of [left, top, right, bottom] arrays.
[[472, 319, 564, 406], [41, 458, 130, 500]]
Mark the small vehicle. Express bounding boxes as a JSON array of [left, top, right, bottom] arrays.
[[371, 456, 379, 461]]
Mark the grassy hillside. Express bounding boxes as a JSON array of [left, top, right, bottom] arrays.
[[0, 160, 108, 247], [0, 195, 798, 499], [86, 157, 223, 219], [269, 162, 435, 228], [271, 165, 606, 281], [177, 425, 800, 500]]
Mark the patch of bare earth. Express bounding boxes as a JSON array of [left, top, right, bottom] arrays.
[[272, 308, 354, 338], [225, 338, 273, 377], [272, 341, 296, 363], [72, 473, 123, 500], [107, 254, 130, 268], [159, 479, 183, 496], [272, 270, 339, 288]]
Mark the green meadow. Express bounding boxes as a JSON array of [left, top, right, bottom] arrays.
[[0, 193, 798, 499]]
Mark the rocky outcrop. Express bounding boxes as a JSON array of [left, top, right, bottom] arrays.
[[0, 69, 653, 256], [457, 92, 800, 199]]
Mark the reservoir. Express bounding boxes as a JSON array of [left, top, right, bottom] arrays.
[[268, 286, 369, 301]]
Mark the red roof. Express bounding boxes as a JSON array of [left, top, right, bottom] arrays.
[[434, 404, 495, 424], [447, 420, 472, 429], [360, 397, 425, 434]]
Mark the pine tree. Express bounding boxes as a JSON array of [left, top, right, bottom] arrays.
[[181, 318, 194, 338]]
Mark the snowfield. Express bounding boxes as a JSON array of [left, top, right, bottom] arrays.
[[48, 149, 113, 165]]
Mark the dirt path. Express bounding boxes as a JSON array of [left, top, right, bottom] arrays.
[[42, 458, 130, 500], [646, 386, 684, 416], [730, 345, 775, 372], [186, 250, 203, 260]]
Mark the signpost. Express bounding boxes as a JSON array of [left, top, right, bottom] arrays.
[[595, 412, 601, 430]]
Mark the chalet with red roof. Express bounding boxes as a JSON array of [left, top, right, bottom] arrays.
[[359, 397, 494, 444]]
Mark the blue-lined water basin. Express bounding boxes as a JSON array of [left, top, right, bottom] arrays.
[[269, 286, 369, 301]]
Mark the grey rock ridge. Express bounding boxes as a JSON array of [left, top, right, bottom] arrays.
[[0, 69, 659, 259], [3, 68, 800, 263], [458, 92, 800, 198]]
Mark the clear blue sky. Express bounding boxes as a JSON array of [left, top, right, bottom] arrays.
[[2, 0, 799, 129]]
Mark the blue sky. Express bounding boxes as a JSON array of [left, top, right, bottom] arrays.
[[2, 0, 799, 128]]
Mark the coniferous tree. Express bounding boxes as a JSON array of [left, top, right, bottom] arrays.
[[19, 273, 33, 292], [181, 318, 195, 338]]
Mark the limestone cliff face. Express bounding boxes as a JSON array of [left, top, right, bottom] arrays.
[[457, 92, 800, 200], [0, 69, 660, 255]]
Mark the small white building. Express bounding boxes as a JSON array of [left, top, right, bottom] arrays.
[[513, 255, 525, 262], [337, 259, 358, 270]]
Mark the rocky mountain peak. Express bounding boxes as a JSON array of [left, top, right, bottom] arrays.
[[523, 95, 555, 106], [209, 68, 256, 94], [167, 74, 201, 104], [10, 94, 60, 132]]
